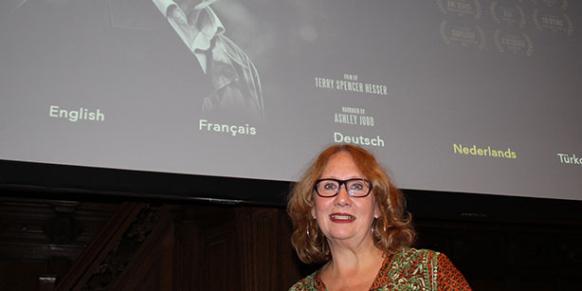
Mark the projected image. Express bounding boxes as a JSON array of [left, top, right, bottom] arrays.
[[152, 0, 264, 120], [0, 0, 580, 201]]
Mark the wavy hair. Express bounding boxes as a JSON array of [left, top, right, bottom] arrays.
[[287, 144, 415, 264]]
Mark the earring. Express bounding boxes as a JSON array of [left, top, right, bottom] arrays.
[[372, 218, 387, 235], [306, 227, 310, 238], [371, 217, 378, 234]]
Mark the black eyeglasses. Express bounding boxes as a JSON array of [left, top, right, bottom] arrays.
[[314, 178, 373, 198]]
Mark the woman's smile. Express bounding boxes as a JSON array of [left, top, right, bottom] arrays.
[[329, 213, 356, 223]]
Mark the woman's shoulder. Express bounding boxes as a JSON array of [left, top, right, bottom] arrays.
[[391, 247, 467, 277], [398, 247, 438, 256], [394, 248, 464, 275], [373, 248, 471, 290], [288, 272, 319, 291], [391, 247, 440, 266]]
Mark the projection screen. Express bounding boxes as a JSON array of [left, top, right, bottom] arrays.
[[1, 0, 580, 201]]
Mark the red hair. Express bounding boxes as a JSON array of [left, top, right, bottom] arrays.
[[287, 144, 415, 263]]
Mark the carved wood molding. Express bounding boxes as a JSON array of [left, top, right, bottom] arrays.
[[109, 205, 173, 290], [55, 202, 150, 291]]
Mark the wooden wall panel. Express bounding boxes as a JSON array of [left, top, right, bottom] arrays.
[[1, 195, 581, 291]]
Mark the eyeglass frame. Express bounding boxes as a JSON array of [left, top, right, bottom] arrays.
[[313, 178, 373, 198]]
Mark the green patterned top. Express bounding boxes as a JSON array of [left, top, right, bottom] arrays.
[[289, 248, 471, 291]]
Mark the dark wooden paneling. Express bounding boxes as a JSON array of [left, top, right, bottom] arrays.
[[415, 219, 582, 291], [0, 198, 118, 291], [1, 195, 582, 291]]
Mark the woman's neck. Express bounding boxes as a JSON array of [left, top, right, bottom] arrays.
[[320, 250, 385, 291], [320, 238, 385, 291], [325, 243, 384, 276]]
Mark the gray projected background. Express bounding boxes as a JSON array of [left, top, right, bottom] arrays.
[[0, 0, 580, 200]]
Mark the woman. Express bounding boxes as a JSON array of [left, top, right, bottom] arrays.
[[288, 144, 470, 290]]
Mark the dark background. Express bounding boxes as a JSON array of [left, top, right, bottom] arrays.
[[1, 171, 582, 290]]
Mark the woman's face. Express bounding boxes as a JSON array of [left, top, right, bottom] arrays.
[[311, 151, 380, 246]]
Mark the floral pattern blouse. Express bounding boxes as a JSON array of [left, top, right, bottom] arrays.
[[289, 248, 471, 291]]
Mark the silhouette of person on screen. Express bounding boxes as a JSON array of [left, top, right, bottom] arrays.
[[152, 0, 264, 121]]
